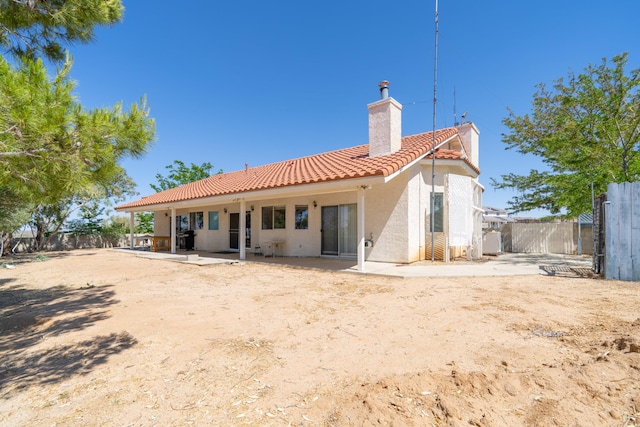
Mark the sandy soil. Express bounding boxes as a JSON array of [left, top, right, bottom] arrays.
[[1, 249, 639, 426]]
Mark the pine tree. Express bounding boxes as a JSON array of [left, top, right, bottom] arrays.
[[0, 0, 123, 62], [0, 55, 155, 249]]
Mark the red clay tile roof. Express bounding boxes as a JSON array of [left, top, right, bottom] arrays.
[[116, 127, 479, 210]]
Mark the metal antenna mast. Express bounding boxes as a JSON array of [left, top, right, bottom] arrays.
[[453, 86, 457, 126], [430, 0, 439, 262]]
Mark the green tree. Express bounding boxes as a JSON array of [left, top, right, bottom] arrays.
[[0, 55, 155, 249], [0, 186, 29, 255], [65, 205, 129, 247], [492, 53, 640, 217], [66, 202, 104, 236], [135, 212, 154, 234], [99, 214, 127, 246], [0, 0, 123, 62], [150, 160, 218, 192], [26, 173, 137, 251]]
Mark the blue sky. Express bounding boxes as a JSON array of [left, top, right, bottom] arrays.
[[67, 0, 640, 217]]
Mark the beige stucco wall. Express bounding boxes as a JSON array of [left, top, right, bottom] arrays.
[[364, 172, 410, 262], [148, 163, 476, 263], [406, 167, 422, 263], [153, 212, 170, 236], [155, 194, 354, 257], [151, 183, 416, 261], [153, 209, 229, 252], [421, 165, 447, 261], [363, 164, 448, 264]]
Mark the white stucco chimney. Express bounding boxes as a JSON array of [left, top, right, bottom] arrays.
[[368, 80, 402, 157], [457, 122, 480, 167]]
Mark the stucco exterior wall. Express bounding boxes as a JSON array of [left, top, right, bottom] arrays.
[[153, 209, 228, 252], [365, 172, 411, 263], [421, 165, 447, 260], [406, 166, 423, 263], [147, 163, 477, 263], [198, 198, 320, 256], [368, 164, 465, 264], [158, 194, 371, 257], [153, 212, 169, 236], [152, 180, 417, 261], [196, 209, 227, 252]]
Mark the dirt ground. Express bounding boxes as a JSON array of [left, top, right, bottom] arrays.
[[1, 249, 639, 426]]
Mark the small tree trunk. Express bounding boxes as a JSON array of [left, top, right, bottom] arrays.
[[35, 221, 46, 252]]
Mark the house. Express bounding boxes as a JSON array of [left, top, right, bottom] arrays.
[[482, 206, 516, 230], [115, 81, 483, 271]]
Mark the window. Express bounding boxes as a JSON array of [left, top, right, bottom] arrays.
[[208, 211, 219, 230], [295, 205, 308, 229], [189, 212, 204, 230], [170, 214, 189, 234], [262, 206, 286, 229], [431, 193, 444, 232], [274, 206, 286, 229], [261, 207, 272, 230]]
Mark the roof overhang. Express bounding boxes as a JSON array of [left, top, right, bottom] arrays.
[[115, 175, 386, 213], [419, 158, 480, 178], [383, 133, 459, 183]]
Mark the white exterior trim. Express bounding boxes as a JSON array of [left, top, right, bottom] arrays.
[[170, 207, 176, 254], [240, 200, 246, 260], [129, 212, 135, 250], [357, 186, 366, 271]]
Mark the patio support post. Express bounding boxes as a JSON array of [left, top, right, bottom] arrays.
[[239, 200, 246, 260], [357, 186, 366, 272], [170, 207, 176, 254], [129, 212, 135, 249]]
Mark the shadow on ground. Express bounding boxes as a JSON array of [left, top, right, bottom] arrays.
[[0, 281, 135, 395], [1, 251, 75, 266]]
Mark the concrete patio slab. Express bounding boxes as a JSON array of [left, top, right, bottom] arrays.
[[115, 249, 594, 278]]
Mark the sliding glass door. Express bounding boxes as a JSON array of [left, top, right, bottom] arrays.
[[321, 204, 356, 256]]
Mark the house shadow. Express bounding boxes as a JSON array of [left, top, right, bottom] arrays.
[[0, 282, 135, 394]]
